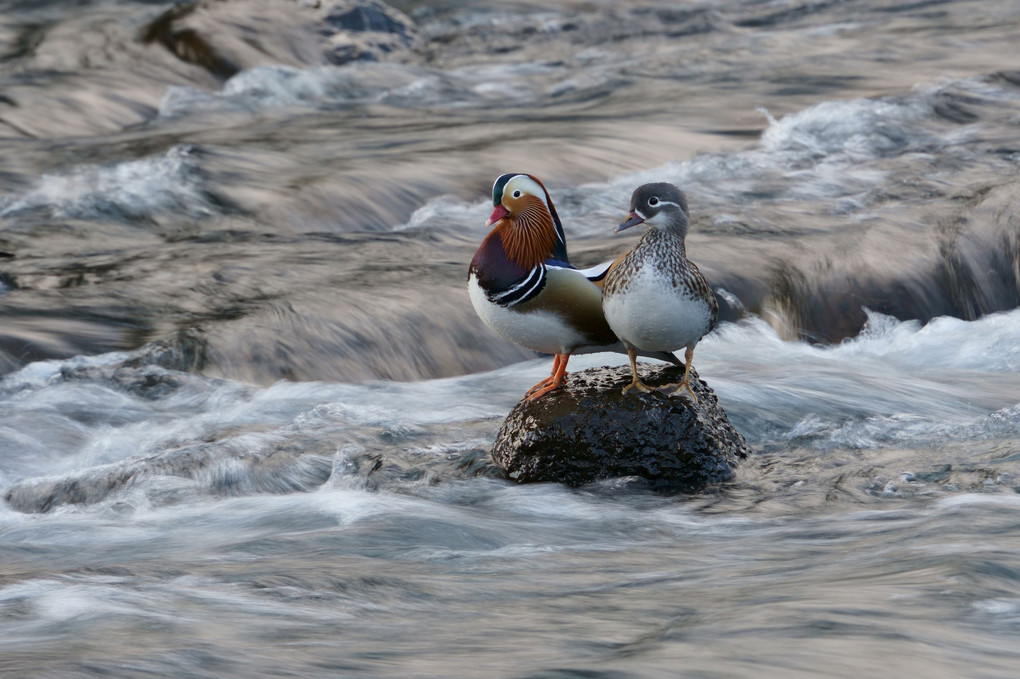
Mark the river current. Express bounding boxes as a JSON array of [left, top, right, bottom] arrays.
[[1, 0, 1019, 677]]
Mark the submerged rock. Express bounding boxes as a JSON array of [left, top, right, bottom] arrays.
[[322, 0, 414, 38], [319, 0, 419, 64], [492, 364, 751, 490], [5, 440, 335, 514]]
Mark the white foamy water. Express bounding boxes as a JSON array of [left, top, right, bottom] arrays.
[[2, 0, 1020, 676], [159, 64, 422, 117], [2, 308, 1018, 503], [400, 75, 1020, 239], [0, 146, 218, 222], [609, 78, 1019, 218], [158, 61, 572, 119]]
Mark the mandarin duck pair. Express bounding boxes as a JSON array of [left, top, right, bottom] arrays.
[[468, 173, 718, 401]]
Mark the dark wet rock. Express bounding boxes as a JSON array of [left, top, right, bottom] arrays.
[[136, 0, 421, 80], [58, 363, 194, 402], [139, 3, 241, 79], [318, 0, 418, 64], [121, 328, 209, 374], [416, 6, 717, 62], [48, 331, 211, 401], [991, 70, 1020, 88], [492, 364, 751, 491], [322, 0, 414, 37]]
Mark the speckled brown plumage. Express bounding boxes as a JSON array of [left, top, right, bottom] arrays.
[[601, 182, 718, 399], [603, 228, 717, 325]]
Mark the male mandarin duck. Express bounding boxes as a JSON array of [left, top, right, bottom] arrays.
[[602, 182, 718, 401], [468, 173, 679, 400]]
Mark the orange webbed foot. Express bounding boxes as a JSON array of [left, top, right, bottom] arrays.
[[523, 353, 570, 401], [525, 376, 566, 401], [524, 376, 556, 397]]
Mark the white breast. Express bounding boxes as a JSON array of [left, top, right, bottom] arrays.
[[603, 267, 712, 352], [468, 274, 588, 355]]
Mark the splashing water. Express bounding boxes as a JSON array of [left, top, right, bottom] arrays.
[[1, 0, 1020, 676]]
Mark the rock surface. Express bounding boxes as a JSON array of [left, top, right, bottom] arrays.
[[319, 0, 419, 64], [492, 364, 751, 490]]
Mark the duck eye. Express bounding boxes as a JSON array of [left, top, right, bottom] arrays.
[[648, 197, 659, 206], [512, 190, 522, 198]]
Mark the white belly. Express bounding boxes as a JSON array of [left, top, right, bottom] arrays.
[[468, 274, 588, 355], [603, 269, 711, 352]]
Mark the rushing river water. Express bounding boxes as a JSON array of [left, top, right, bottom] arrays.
[[2, 0, 1020, 677]]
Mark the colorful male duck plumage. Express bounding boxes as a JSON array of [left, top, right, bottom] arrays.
[[602, 182, 718, 401], [468, 173, 678, 400]]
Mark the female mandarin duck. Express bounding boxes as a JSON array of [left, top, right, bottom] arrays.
[[602, 182, 718, 401], [468, 173, 679, 400]]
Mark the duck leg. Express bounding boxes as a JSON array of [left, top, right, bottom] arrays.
[[659, 346, 698, 403], [524, 354, 563, 396], [525, 354, 569, 400], [621, 348, 654, 395]]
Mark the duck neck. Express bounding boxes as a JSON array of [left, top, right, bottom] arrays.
[[498, 206, 561, 269], [642, 225, 687, 257]]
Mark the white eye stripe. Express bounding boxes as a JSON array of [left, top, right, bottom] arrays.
[[504, 176, 548, 208], [651, 200, 683, 210]]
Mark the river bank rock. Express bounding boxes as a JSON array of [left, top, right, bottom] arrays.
[[492, 364, 751, 491], [318, 0, 420, 64]]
